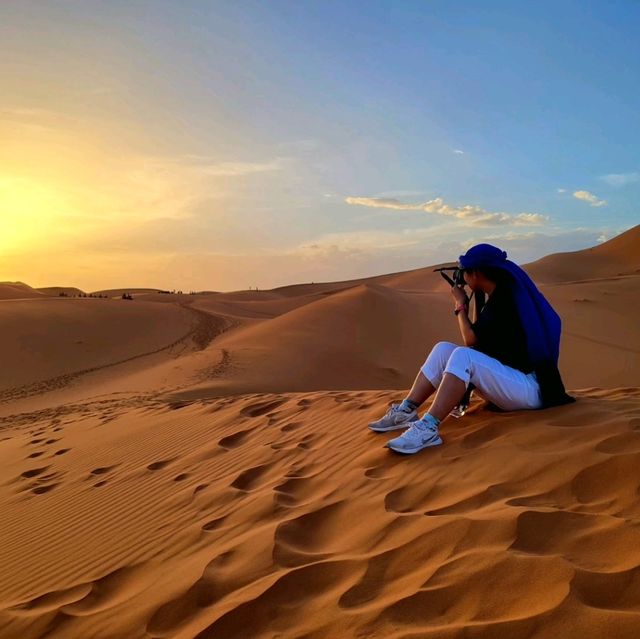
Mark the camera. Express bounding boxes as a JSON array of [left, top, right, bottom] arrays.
[[433, 265, 465, 287]]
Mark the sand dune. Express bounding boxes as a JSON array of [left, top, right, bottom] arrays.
[[1, 388, 640, 638], [524, 224, 640, 284], [36, 287, 86, 298], [1, 225, 640, 638], [91, 288, 165, 299], [173, 283, 460, 399], [0, 299, 197, 401], [0, 282, 46, 300]]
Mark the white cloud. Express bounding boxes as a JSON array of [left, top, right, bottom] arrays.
[[600, 172, 640, 187], [163, 154, 286, 177], [573, 190, 607, 207], [557, 188, 566, 193], [453, 149, 465, 155], [344, 196, 548, 226]]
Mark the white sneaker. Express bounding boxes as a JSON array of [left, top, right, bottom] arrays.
[[386, 419, 443, 454], [368, 403, 418, 432]]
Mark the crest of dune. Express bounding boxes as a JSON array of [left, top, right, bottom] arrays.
[[1, 225, 640, 639]]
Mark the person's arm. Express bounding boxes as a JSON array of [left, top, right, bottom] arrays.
[[456, 306, 477, 347], [451, 285, 478, 347]]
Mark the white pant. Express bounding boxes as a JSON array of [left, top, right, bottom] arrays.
[[420, 341, 543, 411]]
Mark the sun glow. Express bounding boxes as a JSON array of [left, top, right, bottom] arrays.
[[0, 176, 75, 252]]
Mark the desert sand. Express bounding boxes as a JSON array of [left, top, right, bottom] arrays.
[[0, 225, 639, 638]]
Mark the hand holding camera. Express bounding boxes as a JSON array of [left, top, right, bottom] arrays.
[[451, 284, 468, 306]]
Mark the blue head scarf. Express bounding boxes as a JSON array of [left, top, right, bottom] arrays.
[[458, 243, 561, 367]]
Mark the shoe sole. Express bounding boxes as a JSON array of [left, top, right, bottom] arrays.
[[368, 422, 414, 433], [386, 436, 443, 454]]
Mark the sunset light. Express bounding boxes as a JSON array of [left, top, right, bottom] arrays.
[[0, 176, 75, 251], [1, 4, 639, 638]]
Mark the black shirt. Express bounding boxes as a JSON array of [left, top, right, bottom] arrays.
[[469, 283, 575, 408], [470, 285, 534, 374]]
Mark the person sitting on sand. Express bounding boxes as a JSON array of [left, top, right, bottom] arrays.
[[368, 243, 575, 454]]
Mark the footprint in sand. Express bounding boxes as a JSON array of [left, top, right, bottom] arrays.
[[230, 463, 273, 491], [271, 433, 317, 452], [273, 476, 316, 507], [384, 484, 440, 514], [296, 433, 318, 450], [283, 463, 316, 478], [364, 466, 393, 479], [147, 458, 176, 471], [280, 421, 303, 433], [272, 501, 347, 567], [89, 465, 119, 477], [201, 515, 226, 532], [173, 473, 189, 482], [218, 429, 252, 450], [54, 448, 71, 456], [168, 401, 191, 410], [31, 483, 59, 495], [27, 451, 45, 459], [193, 483, 209, 495], [20, 466, 50, 479], [240, 398, 287, 418]]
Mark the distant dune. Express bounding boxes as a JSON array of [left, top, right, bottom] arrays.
[[524, 224, 640, 283], [36, 287, 86, 297], [0, 299, 197, 398], [1, 225, 640, 639], [0, 281, 46, 300], [90, 287, 166, 298]]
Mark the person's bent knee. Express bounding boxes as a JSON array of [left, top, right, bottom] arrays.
[[448, 346, 474, 367], [421, 342, 457, 387], [426, 341, 457, 362], [433, 341, 457, 352], [451, 345, 473, 356], [444, 347, 473, 386]]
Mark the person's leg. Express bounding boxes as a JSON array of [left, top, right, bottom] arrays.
[[404, 370, 437, 408], [434, 347, 542, 414], [463, 352, 542, 411], [386, 347, 542, 454], [398, 341, 458, 412], [425, 372, 468, 422], [369, 342, 457, 433]]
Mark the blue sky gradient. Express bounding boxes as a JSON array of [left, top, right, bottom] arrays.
[[1, 1, 638, 290]]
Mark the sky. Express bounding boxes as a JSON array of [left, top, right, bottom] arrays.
[[1, 0, 639, 292]]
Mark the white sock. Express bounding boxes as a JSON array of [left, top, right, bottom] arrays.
[[419, 413, 440, 429], [399, 398, 419, 413]]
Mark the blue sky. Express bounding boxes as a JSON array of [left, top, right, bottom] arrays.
[[1, 0, 638, 290]]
